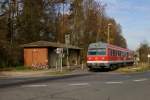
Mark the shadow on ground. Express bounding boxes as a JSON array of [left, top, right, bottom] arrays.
[[89, 67, 119, 72]]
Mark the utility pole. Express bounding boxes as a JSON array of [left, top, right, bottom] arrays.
[[148, 54, 150, 66], [8, 0, 18, 45], [61, 0, 65, 43], [107, 23, 112, 44], [8, 0, 13, 44], [72, 0, 76, 46]]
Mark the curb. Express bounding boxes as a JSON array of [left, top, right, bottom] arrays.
[[0, 73, 92, 89]]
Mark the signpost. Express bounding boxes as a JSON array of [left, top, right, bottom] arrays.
[[65, 34, 70, 45], [56, 48, 63, 54], [56, 48, 63, 72], [65, 34, 70, 69], [66, 48, 70, 69]]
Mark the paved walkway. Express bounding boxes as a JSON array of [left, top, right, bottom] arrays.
[[0, 68, 88, 78], [0, 68, 90, 88], [0, 70, 55, 78], [0, 65, 88, 78]]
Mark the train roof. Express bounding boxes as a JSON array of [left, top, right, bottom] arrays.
[[88, 42, 107, 49], [88, 42, 132, 52]]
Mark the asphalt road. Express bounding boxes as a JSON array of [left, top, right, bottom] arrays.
[[1, 71, 150, 100]]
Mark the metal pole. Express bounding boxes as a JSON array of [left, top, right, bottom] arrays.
[[147, 48, 150, 66], [107, 25, 110, 44], [148, 57, 150, 65], [60, 54, 63, 72], [56, 55, 58, 70], [67, 48, 70, 69], [60, 48, 63, 72], [82, 61, 84, 70], [62, 1, 64, 43]]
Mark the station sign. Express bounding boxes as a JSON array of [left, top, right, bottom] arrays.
[[56, 48, 63, 54], [65, 34, 70, 45]]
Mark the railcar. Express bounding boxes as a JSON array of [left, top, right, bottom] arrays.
[[87, 42, 134, 70]]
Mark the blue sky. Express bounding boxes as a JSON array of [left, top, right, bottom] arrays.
[[98, 0, 150, 50]]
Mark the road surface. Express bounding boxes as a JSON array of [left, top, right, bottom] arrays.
[[1, 71, 150, 100]]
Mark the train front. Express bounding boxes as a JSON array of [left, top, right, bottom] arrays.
[[87, 42, 109, 70]]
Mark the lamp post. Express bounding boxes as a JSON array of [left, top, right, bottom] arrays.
[[148, 54, 150, 65], [107, 23, 112, 44], [148, 48, 150, 66]]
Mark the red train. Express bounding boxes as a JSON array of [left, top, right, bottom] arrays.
[[87, 42, 134, 70]]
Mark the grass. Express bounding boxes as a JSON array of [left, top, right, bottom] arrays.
[[116, 63, 150, 73], [0, 66, 73, 77], [47, 70, 70, 76], [0, 66, 38, 72], [12, 66, 32, 71]]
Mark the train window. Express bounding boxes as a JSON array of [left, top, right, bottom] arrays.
[[122, 52, 127, 57], [88, 48, 106, 55], [117, 51, 118, 56], [120, 51, 123, 57], [112, 50, 115, 56], [111, 49, 113, 56], [112, 50, 114, 56], [117, 51, 119, 56], [113, 50, 116, 56], [115, 50, 117, 56], [118, 51, 121, 56], [97, 48, 106, 55], [108, 49, 111, 56], [117, 51, 120, 56], [109, 49, 113, 56], [116, 51, 118, 56], [127, 52, 129, 57], [123, 52, 125, 56], [88, 50, 97, 55], [113, 50, 114, 56], [113, 50, 115, 56], [125, 52, 127, 56], [120, 51, 121, 56]]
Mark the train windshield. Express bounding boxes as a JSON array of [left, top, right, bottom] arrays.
[[88, 48, 106, 55]]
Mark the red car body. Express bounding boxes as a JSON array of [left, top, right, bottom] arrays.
[[87, 42, 134, 69]]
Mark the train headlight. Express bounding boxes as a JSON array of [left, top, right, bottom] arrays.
[[95, 57, 98, 60], [102, 57, 105, 60], [88, 57, 91, 60]]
